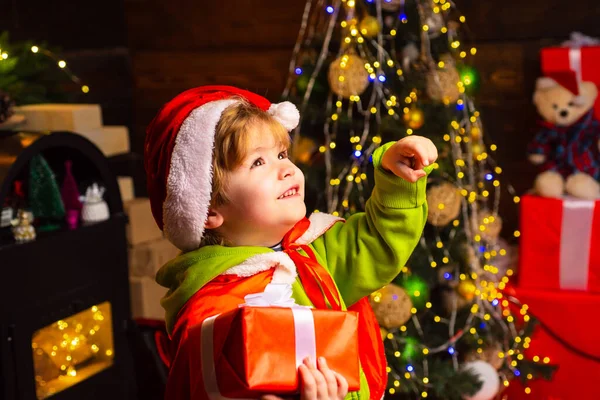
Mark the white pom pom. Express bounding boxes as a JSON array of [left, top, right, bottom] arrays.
[[268, 101, 300, 131], [462, 361, 500, 400]]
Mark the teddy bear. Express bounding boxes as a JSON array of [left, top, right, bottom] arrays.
[[528, 76, 600, 199]]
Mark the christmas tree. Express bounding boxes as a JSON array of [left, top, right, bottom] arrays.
[[282, 0, 556, 398], [29, 154, 65, 231]]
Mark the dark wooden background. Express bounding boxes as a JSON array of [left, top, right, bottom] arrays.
[[2, 0, 600, 236]]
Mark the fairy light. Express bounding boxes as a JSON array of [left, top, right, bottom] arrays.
[[281, 0, 550, 391]]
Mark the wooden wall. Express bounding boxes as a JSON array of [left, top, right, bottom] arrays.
[[1, 0, 133, 131], [123, 0, 600, 235], [3, 0, 600, 235]]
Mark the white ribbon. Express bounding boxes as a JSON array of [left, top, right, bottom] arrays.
[[201, 284, 316, 399], [568, 47, 583, 91], [562, 32, 600, 48], [559, 198, 596, 290]]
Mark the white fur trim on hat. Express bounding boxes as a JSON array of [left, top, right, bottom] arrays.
[[163, 99, 237, 252], [268, 101, 300, 131]]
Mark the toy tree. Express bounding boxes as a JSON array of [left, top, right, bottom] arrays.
[[29, 154, 65, 231], [282, 0, 555, 398]]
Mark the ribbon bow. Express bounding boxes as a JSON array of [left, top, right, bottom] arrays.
[[242, 283, 298, 307], [282, 217, 342, 311]]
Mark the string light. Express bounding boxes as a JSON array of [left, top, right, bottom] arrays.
[[281, 0, 553, 393]]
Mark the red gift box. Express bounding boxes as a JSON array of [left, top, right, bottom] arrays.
[[519, 195, 600, 292], [541, 45, 600, 120], [502, 286, 600, 399], [199, 303, 360, 397]]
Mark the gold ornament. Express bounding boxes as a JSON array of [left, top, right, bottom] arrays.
[[369, 284, 413, 329], [381, 0, 403, 12], [464, 343, 505, 370], [328, 54, 370, 99], [470, 126, 482, 140], [473, 213, 503, 242], [359, 16, 381, 38], [427, 183, 462, 227], [403, 107, 425, 130], [472, 143, 486, 158], [292, 136, 317, 164], [426, 56, 461, 103], [457, 280, 477, 301]]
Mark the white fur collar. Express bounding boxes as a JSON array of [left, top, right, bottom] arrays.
[[221, 213, 343, 283]]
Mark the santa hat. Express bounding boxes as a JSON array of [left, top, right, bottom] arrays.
[[144, 85, 300, 252], [539, 70, 580, 96]]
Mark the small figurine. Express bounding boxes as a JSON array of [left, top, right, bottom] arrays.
[[81, 184, 110, 225], [11, 210, 36, 243]]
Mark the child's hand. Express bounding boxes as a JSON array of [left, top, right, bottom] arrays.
[[261, 357, 348, 400], [381, 136, 438, 183]]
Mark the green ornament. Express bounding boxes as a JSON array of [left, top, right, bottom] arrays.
[[458, 65, 480, 93], [401, 336, 421, 361], [401, 275, 429, 309]]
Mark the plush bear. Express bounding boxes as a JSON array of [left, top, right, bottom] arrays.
[[528, 77, 600, 199]]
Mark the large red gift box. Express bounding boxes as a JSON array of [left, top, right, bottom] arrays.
[[541, 45, 600, 120], [502, 287, 600, 399], [519, 195, 600, 292], [199, 305, 360, 397]]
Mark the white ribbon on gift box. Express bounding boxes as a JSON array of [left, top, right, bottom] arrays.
[[201, 283, 316, 400], [559, 198, 596, 290]]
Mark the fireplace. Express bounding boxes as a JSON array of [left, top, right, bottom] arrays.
[[0, 131, 136, 399]]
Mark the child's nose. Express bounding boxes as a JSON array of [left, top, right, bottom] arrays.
[[279, 163, 295, 179]]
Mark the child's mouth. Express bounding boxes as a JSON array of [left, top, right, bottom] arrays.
[[278, 186, 300, 199]]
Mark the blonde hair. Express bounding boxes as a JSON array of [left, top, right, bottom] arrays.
[[201, 98, 292, 246]]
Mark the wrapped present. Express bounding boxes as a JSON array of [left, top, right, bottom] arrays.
[[519, 195, 600, 292], [80, 125, 130, 156], [200, 284, 360, 397], [129, 237, 180, 278], [129, 276, 168, 320], [124, 198, 164, 246], [502, 286, 600, 399], [541, 34, 600, 120], [118, 176, 135, 203], [15, 104, 103, 132]]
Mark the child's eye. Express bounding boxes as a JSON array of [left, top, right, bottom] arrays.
[[251, 158, 264, 168], [278, 150, 288, 160]]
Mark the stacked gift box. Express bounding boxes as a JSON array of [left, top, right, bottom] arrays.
[[11, 103, 174, 321], [125, 198, 178, 320], [508, 41, 600, 400]]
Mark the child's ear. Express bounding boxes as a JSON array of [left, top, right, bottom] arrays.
[[204, 209, 224, 230]]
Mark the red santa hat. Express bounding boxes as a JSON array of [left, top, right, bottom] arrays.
[[144, 85, 300, 252]]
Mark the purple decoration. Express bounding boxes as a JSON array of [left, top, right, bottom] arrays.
[[61, 160, 82, 230]]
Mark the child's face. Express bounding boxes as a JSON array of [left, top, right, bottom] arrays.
[[214, 124, 306, 247]]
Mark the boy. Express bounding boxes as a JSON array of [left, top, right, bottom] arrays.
[[145, 86, 437, 400]]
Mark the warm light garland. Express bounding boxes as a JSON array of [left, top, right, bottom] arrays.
[[0, 43, 89, 94], [283, 0, 552, 396]]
